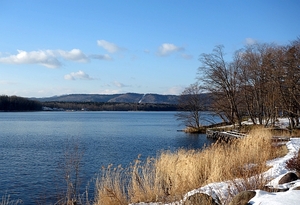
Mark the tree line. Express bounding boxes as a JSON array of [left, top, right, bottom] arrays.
[[0, 95, 42, 111], [178, 37, 300, 129], [0, 95, 178, 112], [42, 101, 178, 111]]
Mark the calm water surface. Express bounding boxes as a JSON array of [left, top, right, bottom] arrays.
[[0, 111, 217, 204]]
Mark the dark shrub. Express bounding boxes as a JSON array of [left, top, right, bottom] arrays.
[[285, 150, 300, 173]]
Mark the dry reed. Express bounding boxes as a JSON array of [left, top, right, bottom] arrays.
[[94, 128, 287, 205], [0, 194, 22, 205]]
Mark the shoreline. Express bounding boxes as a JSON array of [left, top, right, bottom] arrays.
[[131, 137, 300, 205]]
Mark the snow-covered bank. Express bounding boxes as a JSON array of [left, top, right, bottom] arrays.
[[131, 137, 300, 205], [248, 138, 300, 205], [266, 138, 300, 188], [249, 189, 300, 205]]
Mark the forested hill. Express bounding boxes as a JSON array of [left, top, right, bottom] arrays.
[[0, 95, 42, 111], [33, 93, 179, 104]]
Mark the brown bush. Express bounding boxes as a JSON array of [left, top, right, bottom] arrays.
[[285, 150, 300, 173]]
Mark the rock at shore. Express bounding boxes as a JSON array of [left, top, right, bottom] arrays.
[[183, 193, 219, 205], [229, 191, 256, 205], [278, 172, 299, 184]]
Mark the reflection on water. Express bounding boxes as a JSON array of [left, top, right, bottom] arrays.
[[175, 133, 216, 150]]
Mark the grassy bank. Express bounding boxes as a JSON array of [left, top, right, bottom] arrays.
[[94, 128, 287, 205]]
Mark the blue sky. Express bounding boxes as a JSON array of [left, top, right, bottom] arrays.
[[0, 0, 299, 97]]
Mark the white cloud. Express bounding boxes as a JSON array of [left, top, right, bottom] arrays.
[[98, 89, 122, 94], [64, 70, 94, 80], [157, 43, 184, 56], [0, 50, 61, 68], [97, 40, 122, 53], [164, 86, 185, 95], [57, 49, 89, 62], [112, 81, 129, 88], [181, 53, 193, 59], [0, 49, 89, 68], [89, 54, 112, 61], [245, 38, 257, 45]]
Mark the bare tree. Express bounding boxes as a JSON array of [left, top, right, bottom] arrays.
[[237, 43, 280, 126], [196, 38, 300, 129], [176, 83, 208, 132], [198, 45, 242, 126], [234, 40, 300, 128], [272, 39, 300, 128]]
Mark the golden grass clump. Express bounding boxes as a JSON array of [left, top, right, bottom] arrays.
[[94, 164, 128, 205], [94, 157, 160, 205], [94, 128, 287, 205], [184, 126, 206, 133]]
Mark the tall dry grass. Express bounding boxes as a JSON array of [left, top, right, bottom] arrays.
[[94, 128, 287, 205], [0, 194, 22, 205]]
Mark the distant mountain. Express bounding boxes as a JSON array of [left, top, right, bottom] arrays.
[[141, 94, 179, 104], [33, 93, 180, 104], [33, 94, 121, 102], [107, 93, 144, 103]]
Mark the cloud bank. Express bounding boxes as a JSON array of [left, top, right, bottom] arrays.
[[0, 49, 88, 68], [0, 40, 190, 69], [0, 48, 113, 68]]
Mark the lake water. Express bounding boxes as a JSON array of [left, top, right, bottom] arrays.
[[0, 111, 218, 204]]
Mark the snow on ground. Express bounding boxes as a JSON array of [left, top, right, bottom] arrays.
[[266, 138, 300, 188], [242, 117, 291, 129], [249, 137, 300, 205], [250, 189, 300, 205], [275, 118, 291, 128], [131, 118, 300, 205]]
